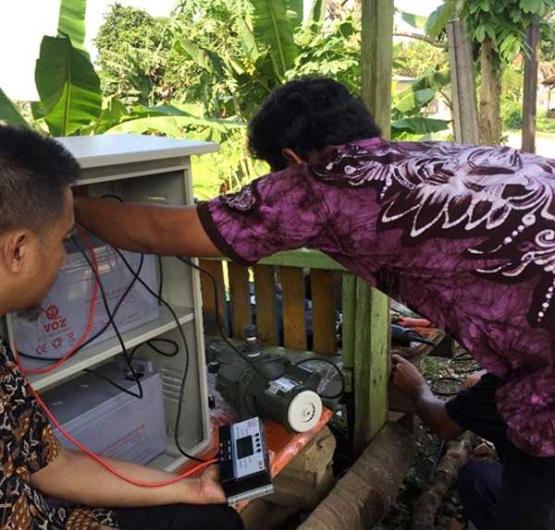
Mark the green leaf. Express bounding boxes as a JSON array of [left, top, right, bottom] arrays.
[[57, 0, 87, 53], [392, 117, 451, 135], [0, 87, 28, 127], [400, 11, 428, 31], [236, 16, 260, 63], [394, 88, 436, 116], [426, 0, 457, 39], [307, 0, 327, 28], [174, 38, 225, 77], [408, 69, 451, 93], [250, 0, 299, 80], [520, 0, 541, 13], [285, 0, 303, 28], [35, 36, 102, 136], [475, 24, 486, 42], [91, 97, 129, 134], [105, 115, 246, 136]]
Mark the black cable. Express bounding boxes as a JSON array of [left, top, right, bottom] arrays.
[[157, 256, 164, 305], [71, 235, 144, 400], [18, 247, 145, 364], [110, 247, 206, 462], [429, 376, 463, 397], [84, 367, 143, 396], [175, 257, 286, 382], [293, 357, 345, 400], [130, 338, 179, 363], [176, 256, 345, 401], [449, 351, 481, 374]]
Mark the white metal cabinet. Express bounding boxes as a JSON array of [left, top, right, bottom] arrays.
[[6, 134, 219, 472]]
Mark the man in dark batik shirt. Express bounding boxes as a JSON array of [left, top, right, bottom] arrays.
[[76, 78, 555, 529], [0, 126, 244, 530]]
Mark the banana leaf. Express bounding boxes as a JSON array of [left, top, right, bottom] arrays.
[[250, 0, 298, 80], [0, 87, 28, 127], [35, 36, 102, 136], [58, 0, 88, 53]]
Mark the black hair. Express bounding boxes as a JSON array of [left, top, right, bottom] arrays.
[[248, 77, 381, 171], [0, 126, 79, 233]]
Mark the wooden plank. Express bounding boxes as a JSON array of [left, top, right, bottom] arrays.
[[228, 262, 251, 340], [352, 281, 390, 454], [522, 18, 540, 153], [199, 259, 227, 336], [311, 270, 337, 355], [259, 249, 346, 271], [253, 265, 279, 345], [447, 20, 479, 144], [280, 267, 307, 350], [341, 274, 357, 394], [350, 0, 394, 455]]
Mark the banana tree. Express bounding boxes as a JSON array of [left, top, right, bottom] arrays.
[[0, 0, 102, 135], [391, 69, 451, 139]]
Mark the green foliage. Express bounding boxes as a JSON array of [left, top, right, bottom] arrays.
[[536, 116, 555, 133], [394, 40, 449, 79], [58, 0, 87, 53], [392, 117, 451, 136], [289, 15, 361, 92], [427, 0, 555, 64], [94, 4, 171, 106], [501, 100, 523, 130], [251, 0, 298, 80], [0, 88, 28, 127], [34, 36, 102, 136]]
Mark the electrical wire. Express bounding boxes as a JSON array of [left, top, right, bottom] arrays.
[[109, 247, 207, 463], [17, 246, 145, 365], [33, 385, 217, 487], [14, 230, 101, 374], [177, 256, 345, 400], [71, 233, 144, 400], [293, 357, 345, 400]]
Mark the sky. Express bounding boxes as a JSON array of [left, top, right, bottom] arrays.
[[0, 0, 442, 101]]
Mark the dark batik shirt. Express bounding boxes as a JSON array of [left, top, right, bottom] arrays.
[[0, 343, 117, 529], [199, 137, 555, 457]]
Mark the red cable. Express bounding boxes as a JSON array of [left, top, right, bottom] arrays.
[[15, 227, 100, 374], [33, 389, 219, 487], [19, 229, 220, 487]]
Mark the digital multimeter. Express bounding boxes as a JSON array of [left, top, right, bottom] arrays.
[[219, 417, 273, 505]]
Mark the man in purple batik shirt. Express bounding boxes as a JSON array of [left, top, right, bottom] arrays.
[[76, 78, 555, 529]]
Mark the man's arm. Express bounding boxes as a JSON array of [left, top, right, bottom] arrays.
[[74, 197, 222, 257], [30, 446, 225, 507], [391, 355, 463, 440]]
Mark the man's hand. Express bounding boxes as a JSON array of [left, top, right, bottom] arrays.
[[198, 465, 227, 504], [391, 354, 429, 399]]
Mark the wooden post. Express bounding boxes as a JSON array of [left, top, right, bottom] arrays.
[[344, 0, 394, 456], [447, 20, 479, 144], [522, 18, 540, 154], [361, 0, 394, 138]]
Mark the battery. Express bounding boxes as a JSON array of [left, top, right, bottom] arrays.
[[10, 238, 159, 361], [41, 357, 167, 464]]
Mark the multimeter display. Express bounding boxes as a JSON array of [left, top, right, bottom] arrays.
[[236, 436, 254, 458]]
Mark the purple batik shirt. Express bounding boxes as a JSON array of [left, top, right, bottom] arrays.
[[198, 138, 555, 457]]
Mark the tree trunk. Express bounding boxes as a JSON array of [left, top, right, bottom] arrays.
[[411, 432, 474, 530], [522, 18, 540, 153], [447, 20, 479, 144], [479, 38, 503, 145], [298, 423, 415, 530]]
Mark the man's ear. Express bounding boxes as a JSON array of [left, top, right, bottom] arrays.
[[2, 232, 29, 274], [282, 148, 305, 166]]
